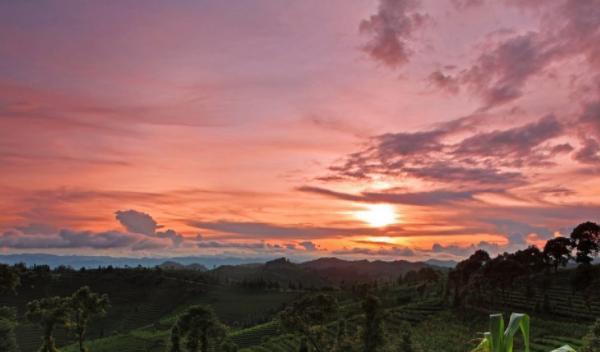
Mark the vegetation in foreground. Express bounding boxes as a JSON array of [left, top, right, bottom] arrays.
[[0, 220, 598, 352]]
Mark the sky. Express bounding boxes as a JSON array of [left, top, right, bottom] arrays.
[[0, 0, 599, 261]]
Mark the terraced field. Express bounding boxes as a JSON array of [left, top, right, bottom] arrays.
[[476, 274, 600, 321]]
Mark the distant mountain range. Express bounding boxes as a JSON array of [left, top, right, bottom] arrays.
[[0, 253, 457, 273], [0, 253, 274, 269]]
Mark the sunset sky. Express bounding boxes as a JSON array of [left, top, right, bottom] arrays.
[[1, 0, 599, 261]]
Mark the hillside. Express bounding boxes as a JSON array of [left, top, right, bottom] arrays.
[[300, 257, 432, 283]]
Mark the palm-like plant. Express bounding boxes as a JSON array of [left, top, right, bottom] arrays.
[[472, 313, 575, 352]]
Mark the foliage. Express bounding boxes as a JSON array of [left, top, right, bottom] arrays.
[[570, 222, 600, 265], [26, 296, 71, 352], [170, 305, 227, 352], [543, 238, 572, 273], [279, 293, 339, 352], [68, 286, 110, 352], [362, 294, 386, 352], [0, 307, 18, 352], [581, 319, 600, 352], [0, 264, 20, 294], [472, 313, 574, 352]]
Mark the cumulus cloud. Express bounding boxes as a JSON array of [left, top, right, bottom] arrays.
[[359, 0, 428, 68], [115, 210, 158, 236], [115, 209, 183, 247], [298, 241, 319, 251]]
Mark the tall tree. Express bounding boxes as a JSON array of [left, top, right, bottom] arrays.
[[170, 305, 226, 352], [543, 237, 573, 272], [26, 296, 71, 352], [280, 293, 339, 352], [513, 246, 546, 273], [68, 286, 110, 352], [362, 294, 386, 352], [571, 222, 600, 265]]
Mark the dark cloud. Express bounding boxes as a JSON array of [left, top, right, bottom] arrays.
[[428, 71, 460, 94], [298, 241, 319, 251], [430, 241, 503, 257], [451, 0, 485, 9], [332, 246, 415, 257], [0, 228, 168, 250], [574, 138, 600, 164], [452, 115, 564, 163], [462, 32, 553, 108], [456, 0, 600, 109], [115, 210, 158, 236], [359, 0, 428, 68], [115, 209, 183, 247], [298, 185, 478, 206], [196, 240, 267, 249], [323, 114, 570, 187], [189, 220, 378, 239]]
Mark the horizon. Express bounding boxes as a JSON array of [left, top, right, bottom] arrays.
[[1, 0, 600, 262]]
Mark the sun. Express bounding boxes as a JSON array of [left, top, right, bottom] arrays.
[[354, 204, 398, 227]]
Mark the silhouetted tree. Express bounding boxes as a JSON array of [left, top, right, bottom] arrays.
[[571, 222, 600, 265], [68, 286, 110, 352], [0, 264, 19, 294], [170, 305, 226, 352], [362, 294, 386, 352], [513, 246, 546, 273], [26, 296, 71, 352], [448, 250, 490, 306], [280, 293, 339, 352], [543, 237, 572, 272], [483, 255, 527, 306]]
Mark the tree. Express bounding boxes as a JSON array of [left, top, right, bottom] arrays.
[[417, 267, 440, 283], [571, 222, 600, 265], [483, 256, 527, 307], [543, 237, 572, 272], [0, 307, 18, 352], [0, 265, 20, 352], [280, 293, 339, 352], [219, 339, 238, 352], [26, 296, 71, 352], [449, 250, 490, 306], [68, 286, 110, 352], [0, 264, 19, 294], [513, 246, 546, 274], [170, 305, 226, 352], [362, 294, 386, 352]]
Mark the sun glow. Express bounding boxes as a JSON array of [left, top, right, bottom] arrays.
[[354, 204, 398, 227]]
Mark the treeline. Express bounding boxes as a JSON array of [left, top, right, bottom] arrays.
[[449, 221, 600, 309]]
